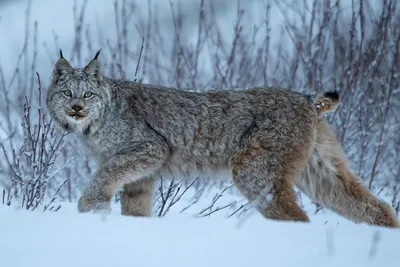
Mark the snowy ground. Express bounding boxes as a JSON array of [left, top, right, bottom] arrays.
[[1, 192, 399, 267]]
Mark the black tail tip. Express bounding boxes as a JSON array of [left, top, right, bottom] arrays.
[[93, 49, 101, 60], [323, 91, 339, 101]]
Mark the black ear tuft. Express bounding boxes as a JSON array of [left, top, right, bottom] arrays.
[[60, 49, 64, 59], [93, 49, 101, 60]]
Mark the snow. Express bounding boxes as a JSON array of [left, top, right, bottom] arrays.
[[1, 199, 399, 267]]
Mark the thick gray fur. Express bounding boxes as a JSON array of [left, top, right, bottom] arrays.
[[45, 52, 398, 228]]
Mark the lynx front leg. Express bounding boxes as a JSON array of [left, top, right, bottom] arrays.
[[120, 178, 156, 217], [78, 142, 168, 213]]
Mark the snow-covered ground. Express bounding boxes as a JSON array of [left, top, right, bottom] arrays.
[[1, 194, 399, 267]]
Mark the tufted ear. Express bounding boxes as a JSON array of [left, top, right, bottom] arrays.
[[84, 49, 102, 83], [52, 49, 73, 84]]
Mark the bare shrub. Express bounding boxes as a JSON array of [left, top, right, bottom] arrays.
[[274, 0, 400, 191], [1, 73, 67, 211]]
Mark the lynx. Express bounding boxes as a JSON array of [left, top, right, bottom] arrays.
[[45, 50, 398, 228]]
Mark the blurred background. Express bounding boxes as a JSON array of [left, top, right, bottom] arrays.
[[0, 0, 399, 216]]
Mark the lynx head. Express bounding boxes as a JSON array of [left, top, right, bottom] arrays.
[[46, 50, 110, 135]]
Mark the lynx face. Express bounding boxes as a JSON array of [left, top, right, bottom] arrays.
[[46, 50, 108, 135]]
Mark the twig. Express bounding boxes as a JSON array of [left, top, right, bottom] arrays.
[[134, 37, 144, 83]]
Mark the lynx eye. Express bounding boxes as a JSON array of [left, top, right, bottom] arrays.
[[63, 90, 72, 97], [83, 91, 93, 98]]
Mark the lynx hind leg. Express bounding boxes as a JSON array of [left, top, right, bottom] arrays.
[[295, 120, 399, 228], [120, 178, 155, 217], [231, 135, 311, 222]]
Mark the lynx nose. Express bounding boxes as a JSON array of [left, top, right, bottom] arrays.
[[71, 104, 83, 112]]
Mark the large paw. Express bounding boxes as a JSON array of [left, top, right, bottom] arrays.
[[77, 194, 111, 214]]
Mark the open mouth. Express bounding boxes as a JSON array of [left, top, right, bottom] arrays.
[[67, 112, 86, 120]]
